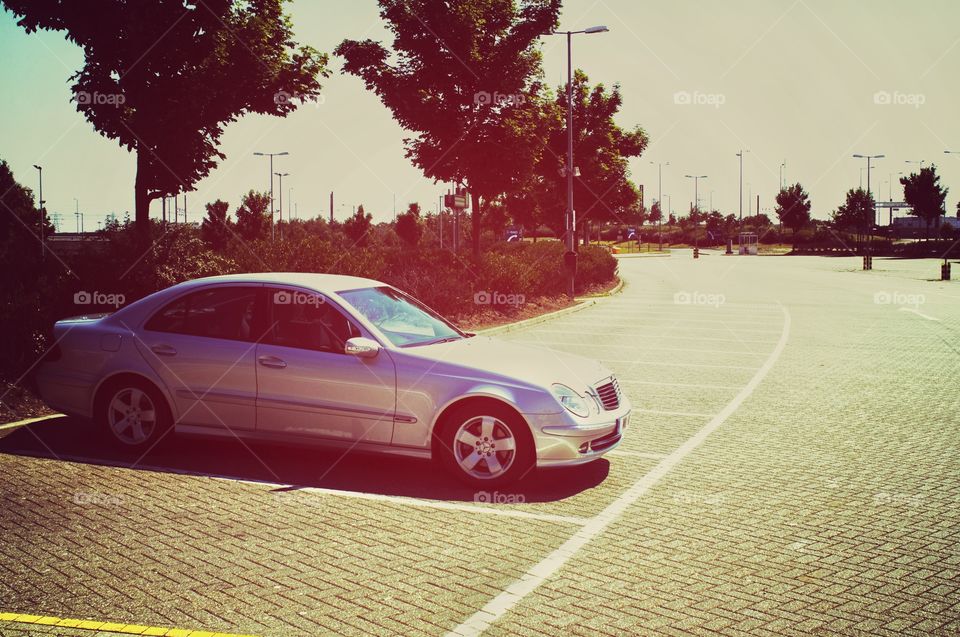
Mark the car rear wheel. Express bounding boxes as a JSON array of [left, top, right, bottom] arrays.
[[439, 403, 534, 487], [97, 379, 171, 450]]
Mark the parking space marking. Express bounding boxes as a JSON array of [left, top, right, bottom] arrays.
[[529, 341, 769, 357], [618, 379, 741, 390], [601, 360, 761, 371], [899, 306, 940, 322], [606, 450, 668, 460], [447, 305, 791, 637], [0, 413, 63, 432], [0, 612, 255, 636], [6, 451, 589, 526], [626, 408, 717, 418], [520, 329, 778, 345]]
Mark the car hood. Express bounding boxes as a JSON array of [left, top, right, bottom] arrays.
[[416, 335, 611, 391]]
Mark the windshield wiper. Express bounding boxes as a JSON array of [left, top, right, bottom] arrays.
[[415, 336, 462, 347]]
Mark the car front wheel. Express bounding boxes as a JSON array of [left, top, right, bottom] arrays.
[[439, 403, 534, 487]]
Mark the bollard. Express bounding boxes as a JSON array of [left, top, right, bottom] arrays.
[[693, 247, 699, 259], [863, 254, 872, 270], [943, 260, 951, 281]]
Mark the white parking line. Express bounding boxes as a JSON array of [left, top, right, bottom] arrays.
[[7, 450, 588, 526], [600, 360, 761, 371], [899, 307, 940, 322], [447, 305, 791, 637], [630, 408, 717, 418], [618, 379, 741, 390], [523, 329, 778, 345], [606, 450, 668, 460], [530, 340, 768, 357]]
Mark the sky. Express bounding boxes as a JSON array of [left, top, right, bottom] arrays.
[[2, 0, 960, 231]]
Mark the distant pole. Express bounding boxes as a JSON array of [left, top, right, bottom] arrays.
[[183, 194, 187, 224], [33, 164, 45, 257], [329, 191, 334, 223], [439, 194, 444, 249], [74, 198, 79, 233], [274, 172, 289, 240]]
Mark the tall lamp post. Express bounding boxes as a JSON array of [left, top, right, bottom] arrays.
[[650, 160, 668, 251], [853, 153, 884, 258], [275, 172, 289, 240], [779, 160, 786, 190], [736, 150, 749, 227], [33, 164, 45, 257], [904, 159, 925, 172], [550, 24, 609, 297], [254, 151, 288, 241], [685, 174, 707, 254]]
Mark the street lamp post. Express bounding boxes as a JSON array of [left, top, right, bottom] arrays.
[[853, 154, 884, 261], [779, 160, 786, 191], [275, 172, 289, 241], [650, 161, 668, 251], [33, 164, 45, 257], [685, 174, 707, 255], [736, 150, 749, 228], [254, 151, 289, 241], [904, 159, 925, 172], [551, 25, 609, 297]]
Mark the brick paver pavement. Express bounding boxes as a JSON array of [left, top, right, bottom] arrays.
[[1, 254, 958, 636]]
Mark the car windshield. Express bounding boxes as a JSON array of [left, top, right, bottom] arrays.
[[338, 286, 464, 347]]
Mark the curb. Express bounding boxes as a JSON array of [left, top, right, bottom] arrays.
[[477, 277, 624, 337], [0, 413, 64, 431]]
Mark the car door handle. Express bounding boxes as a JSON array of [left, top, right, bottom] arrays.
[[151, 344, 177, 357], [258, 355, 287, 369]]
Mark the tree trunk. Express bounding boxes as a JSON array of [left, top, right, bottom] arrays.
[[471, 191, 482, 258], [135, 146, 152, 239]]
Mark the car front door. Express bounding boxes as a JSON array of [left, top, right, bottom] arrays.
[[255, 287, 397, 444], [136, 284, 262, 431]]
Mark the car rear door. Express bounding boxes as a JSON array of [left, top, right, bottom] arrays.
[[136, 284, 263, 431], [255, 287, 397, 444]]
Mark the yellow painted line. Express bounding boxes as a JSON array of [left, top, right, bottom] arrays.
[[0, 611, 257, 637], [0, 413, 65, 431]]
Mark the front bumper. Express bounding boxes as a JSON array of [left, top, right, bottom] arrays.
[[525, 400, 632, 467]]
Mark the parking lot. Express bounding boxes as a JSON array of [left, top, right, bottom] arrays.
[[2, 254, 959, 636]]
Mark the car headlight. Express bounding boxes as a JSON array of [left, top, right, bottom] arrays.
[[551, 384, 591, 418]]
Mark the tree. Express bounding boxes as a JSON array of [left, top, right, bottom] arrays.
[[0, 160, 63, 378], [3, 0, 328, 236], [901, 166, 948, 239], [775, 183, 812, 236], [538, 71, 648, 240], [833, 188, 875, 249], [395, 202, 423, 247], [343, 205, 373, 246], [648, 200, 662, 225], [336, 0, 560, 257], [200, 199, 232, 250], [234, 191, 271, 241]]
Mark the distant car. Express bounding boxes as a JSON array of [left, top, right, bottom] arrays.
[[35, 274, 630, 486]]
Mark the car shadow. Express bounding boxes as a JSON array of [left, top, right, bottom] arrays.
[[0, 416, 609, 503]]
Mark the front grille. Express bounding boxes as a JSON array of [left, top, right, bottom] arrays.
[[594, 377, 620, 411]]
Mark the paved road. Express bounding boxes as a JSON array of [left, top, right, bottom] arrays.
[[1, 254, 958, 636]]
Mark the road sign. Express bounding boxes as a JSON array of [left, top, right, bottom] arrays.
[[444, 193, 469, 209]]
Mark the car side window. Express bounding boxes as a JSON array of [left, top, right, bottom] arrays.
[[145, 287, 259, 341], [267, 288, 360, 353]]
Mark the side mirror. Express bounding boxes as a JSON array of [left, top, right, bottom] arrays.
[[344, 337, 381, 359]]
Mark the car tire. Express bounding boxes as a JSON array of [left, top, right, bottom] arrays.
[[438, 402, 535, 488], [95, 378, 172, 451]]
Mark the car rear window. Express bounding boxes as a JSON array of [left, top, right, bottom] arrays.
[[145, 287, 259, 341]]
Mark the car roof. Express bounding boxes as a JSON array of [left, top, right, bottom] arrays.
[[176, 272, 385, 294]]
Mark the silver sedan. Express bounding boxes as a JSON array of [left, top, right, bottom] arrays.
[[35, 273, 630, 486]]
